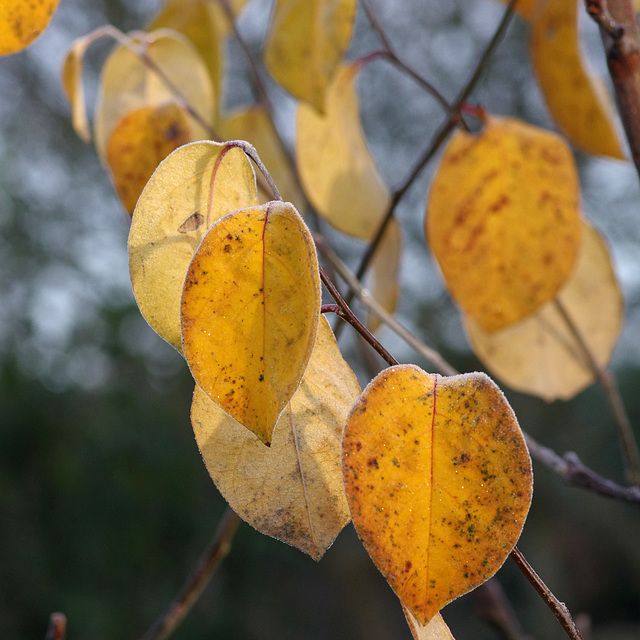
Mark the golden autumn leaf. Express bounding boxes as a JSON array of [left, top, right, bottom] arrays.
[[403, 606, 455, 640], [218, 106, 305, 211], [0, 0, 59, 56], [128, 141, 258, 350], [264, 0, 357, 112], [366, 217, 402, 333], [191, 317, 358, 559], [297, 62, 391, 239], [426, 115, 582, 333], [106, 103, 191, 215], [342, 365, 532, 624], [465, 221, 623, 401], [94, 29, 213, 160], [147, 0, 248, 118], [181, 201, 321, 445], [494, 0, 538, 20], [61, 34, 92, 143], [531, 0, 625, 159]]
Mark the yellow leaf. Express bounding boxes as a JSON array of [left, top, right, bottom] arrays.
[[181, 201, 321, 445], [465, 221, 623, 401], [0, 0, 59, 56], [426, 115, 582, 333], [264, 0, 357, 112], [191, 317, 358, 559], [218, 106, 305, 211], [366, 217, 402, 333], [403, 605, 455, 640], [106, 103, 191, 215], [297, 63, 391, 239], [342, 365, 532, 624], [61, 35, 92, 143], [531, 0, 625, 159], [494, 0, 538, 20], [128, 141, 258, 350], [94, 29, 214, 160], [147, 0, 247, 118]]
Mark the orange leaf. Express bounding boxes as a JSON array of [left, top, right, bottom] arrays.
[[128, 141, 258, 351], [343, 365, 532, 624], [531, 0, 625, 159], [106, 103, 191, 214], [191, 317, 359, 559], [296, 63, 391, 239], [465, 220, 623, 401], [181, 202, 321, 445], [94, 29, 213, 160], [0, 0, 59, 56], [426, 115, 582, 332], [494, 0, 538, 20]]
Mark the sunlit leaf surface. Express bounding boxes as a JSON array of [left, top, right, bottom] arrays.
[[531, 0, 624, 159], [264, 0, 357, 112], [181, 201, 321, 445], [297, 63, 391, 239], [343, 365, 532, 623], [128, 141, 258, 350], [426, 115, 582, 332], [191, 317, 358, 559], [94, 29, 213, 160], [0, 0, 59, 56], [403, 605, 455, 640], [106, 103, 191, 214], [495, 0, 537, 20], [465, 221, 623, 401], [61, 35, 92, 143]]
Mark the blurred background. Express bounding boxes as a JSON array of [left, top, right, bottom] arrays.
[[1, 0, 640, 638]]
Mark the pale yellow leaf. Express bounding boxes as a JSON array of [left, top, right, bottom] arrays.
[[94, 29, 213, 160], [264, 0, 357, 112], [403, 605, 455, 640], [0, 0, 59, 56], [297, 62, 391, 239], [465, 221, 623, 401], [531, 0, 625, 159], [191, 317, 358, 559], [181, 202, 321, 445], [426, 115, 582, 332], [343, 365, 532, 624], [128, 141, 258, 350], [366, 217, 402, 333], [106, 102, 191, 214], [218, 106, 305, 211], [61, 35, 92, 143]]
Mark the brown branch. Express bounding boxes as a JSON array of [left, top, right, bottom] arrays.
[[586, 0, 640, 177], [525, 433, 640, 507], [44, 613, 67, 640], [139, 508, 241, 640], [553, 299, 640, 486], [510, 547, 584, 640]]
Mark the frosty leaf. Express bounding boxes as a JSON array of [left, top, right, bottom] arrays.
[[343, 365, 532, 623], [426, 115, 582, 332], [297, 63, 391, 239], [181, 202, 321, 445], [128, 141, 258, 350], [465, 221, 623, 401], [191, 317, 358, 559]]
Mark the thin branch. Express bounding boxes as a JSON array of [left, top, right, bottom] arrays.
[[44, 613, 67, 640], [227, 140, 283, 201], [510, 547, 584, 640], [524, 433, 640, 507], [315, 233, 458, 375], [472, 579, 533, 640], [360, 0, 455, 114], [139, 508, 241, 640], [320, 269, 399, 367], [585, 0, 640, 178], [553, 299, 640, 486]]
